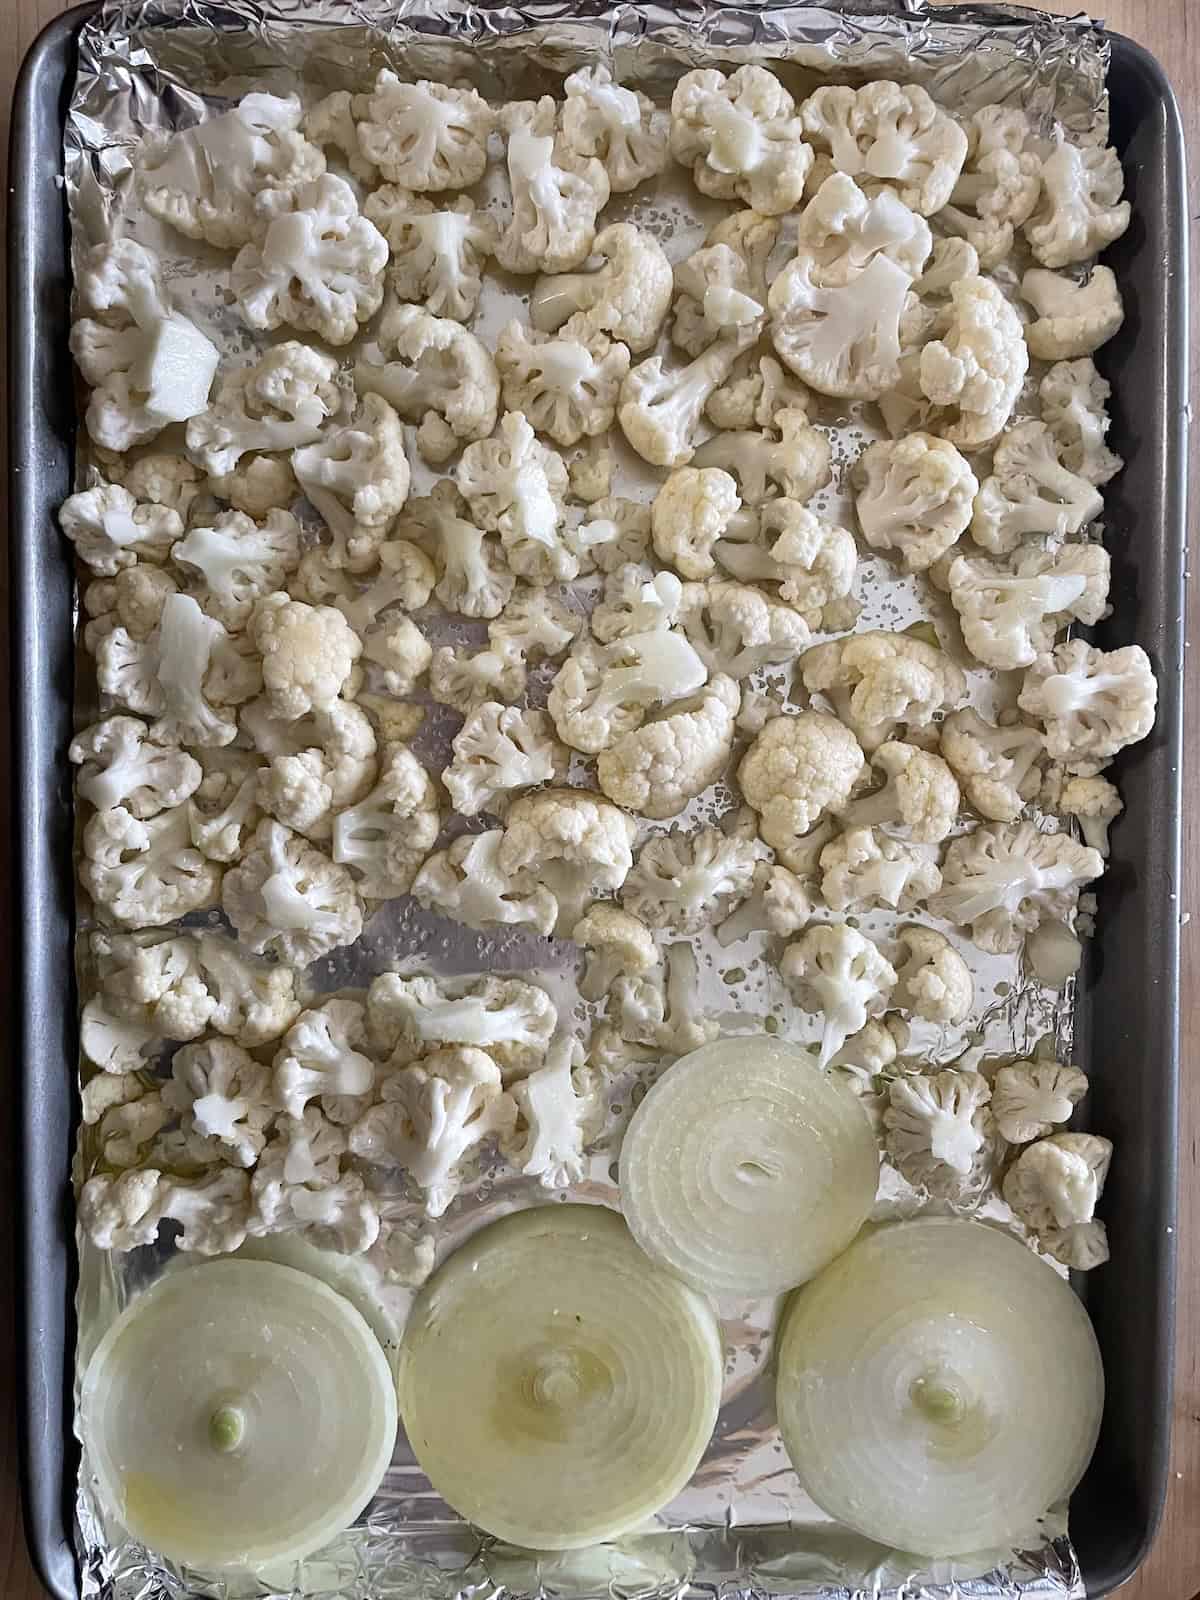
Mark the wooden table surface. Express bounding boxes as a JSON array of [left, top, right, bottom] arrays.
[[0, 0, 1195, 1595]]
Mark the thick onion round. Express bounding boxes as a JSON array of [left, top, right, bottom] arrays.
[[619, 1036, 879, 1297], [397, 1204, 723, 1549], [80, 1260, 397, 1569], [776, 1217, 1104, 1556]]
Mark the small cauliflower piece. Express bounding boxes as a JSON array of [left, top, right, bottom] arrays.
[[173, 509, 301, 629], [819, 827, 941, 914], [716, 499, 857, 630], [1018, 639, 1158, 775], [251, 592, 362, 721], [71, 716, 201, 818], [272, 999, 375, 1121], [651, 466, 741, 580], [1021, 266, 1125, 362], [456, 412, 573, 583], [187, 753, 262, 863], [838, 739, 960, 844], [396, 480, 513, 619], [186, 342, 342, 481], [499, 787, 636, 935], [1039, 359, 1123, 486], [597, 675, 739, 821], [1003, 1131, 1112, 1241], [1058, 774, 1123, 858], [506, 1033, 598, 1191], [222, 818, 363, 965], [303, 89, 376, 182], [530, 223, 673, 354], [244, 697, 377, 810], [691, 411, 832, 507], [164, 1037, 276, 1169], [800, 630, 966, 752], [496, 98, 610, 274], [367, 971, 556, 1072], [618, 331, 752, 468], [680, 579, 811, 679], [948, 543, 1110, 671], [213, 453, 298, 519], [672, 240, 767, 360], [356, 302, 498, 466], [613, 940, 719, 1058], [769, 250, 913, 400], [488, 588, 580, 665], [916, 275, 1028, 448], [1024, 135, 1130, 268], [782, 923, 897, 1067], [79, 1167, 252, 1256], [365, 190, 497, 322], [939, 708, 1044, 823], [249, 1109, 380, 1254], [331, 743, 440, 898], [738, 710, 863, 867], [991, 1060, 1088, 1145], [411, 829, 557, 937], [355, 73, 493, 191], [291, 392, 412, 572], [495, 321, 630, 447], [670, 65, 812, 214], [622, 826, 765, 933], [560, 64, 667, 192], [429, 645, 525, 716], [444, 702, 565, 816], [884, 1069, 993, 1200], [591, 564, 683, 644], [794, 172, 932, 287], [548, 628, 708, 755], [567, 497, 652, 576], [929, 820, 1103, 954], [852, 432, 977, 572], [936, 106, 1041, 267], [83, 566, 177, 653], [59, 481, 182, 575], [572, 904, 659, 1002], [706, 352, 811, 434], [81, 803, 221, 927], [892, 925, 973, 1024], [971, 420, 1104, 555], [119, 452, 205, 520], [800, 81, 967, 215]]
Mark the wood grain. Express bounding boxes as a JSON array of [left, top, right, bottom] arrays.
[[0, 2, 1195, 1596]]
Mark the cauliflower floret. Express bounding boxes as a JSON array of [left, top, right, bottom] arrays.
[[819, 827, 941, 914], [651, 466, 741, 580], [163, 1037, 276, 1168], [173, 509, 301, 629], [186, 342, 342, 480], [251, 592, 361, 721], [590, 564, 684, 644], [1039, 359, 1123, 487], [456, 412, 573, 583], [429, 645, 525, 715], [800, 631, 966, 752], [367, 972, 557, 1073], [915, 275, 1028, 448], [272, 999, 375, 1120], [444, 703, 565, 816], [618, 331, 751, 469], [306, 546, 435, 697], [613, 940, 719, 1057], [505, 1033, 600, 1190], [355, 73, 493, 191], [560, 65, 668, 192], [738, 710, 863, 867], [567, 496, 652, 576], [884, 1069, 993, 1201], [929, 820, 1103, 953], [672, 240, 767, 360], [572, 905, 659, 1001], [113, 451, 206, 521], [303, 89, 377, 182], [567, 439, 613, 505], [622, 825, 765, 933], [715, 499, 858, 630], [291, 393, 412, 572], [79, 1167, 252, 1256], [1018, 640, 1158, 775], [793, 172, 932, 288], [991, 1059, 1088, 1145], [670, 65, 812, 214], [852, 433, 977, 572], [691, 410, 832, 507], [800, 81, 967, 215], [892, 924, 973, 1024], [970, 420, 1104, 555], [79, 987, 159, 1074], [496, 98, 610, 274], [395, 480, 513, 619], [495, 321, 630, 448], [488, 588, 580, 665], [769, 250, 913, 400], [83, 565, 178, 653], [223, 819, 363, 964], [331, 743, 440, 898], [356, 301, 499, 466], [1021, 266, 1125, 361], [243, 696, 377, 802], [935, 106, 1041, 267], [249, 1109, 381, 1254], [71, 716, 201, 818], [782, 923, 897, 1067], [411, 829, 557, 936], [706, 353, 811, 433], [838, 739, 960, 844], [194, 933, 302, 1045], [231, 173, 387, 346], [1057, 773, 1123, 858], [948, 543, 1110, 671], [1024, 135, 1130, 268], [140, 91, 325, 248], [939, 708, 1044, 823], [81, 803, 221, 927], [365, 190, 497, 322], [597, 675, 740, 820], [211, 453, 298, 518], [532, 224, 673, 354], [548, 628, 708, 755], [1003, 1131, 1112, 1239], [499, 787, 636, 935], [680, 579, 811, 680], [59, 481, 182, 576], [185, 752, 262, 862]]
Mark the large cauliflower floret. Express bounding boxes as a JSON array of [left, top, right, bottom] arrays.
[[671, 240, 768, 360], [935, 106, 1041, 267], [618, 331, 752, 468], [547, 628, 708, 755], [356, 302, 499, 466], [1024, 135, 1131, 268], [939, 708, 1044, 823], [651, 466, 741, 580], [596, 674, 740, 820], [331, 743, 441, 898], [971, 420, 1104, 555], [680, 579, 811, 680], [560, 65, 668, 192], [396, 480, 513, 619], [272, 999, 375, 1121], [819, 826, 941, 914], [80, 1167, 252, 1256], [852, 432, 977, 572], [991, 1059, 1088, 1145], [499, 787, 637, 934], [495, 321, 631, 447], [365, 191, 497, 323], [892, 925, 973, 1024], [800, 81, 968, 215], [496, 98, 610, 274], [622, 825, 766, 933], [81, 803, 221, 927], [915, 275, 1028, 449], [530, 224, 674, 354], [173, 509, 302, 629], [930, 820, 1103, 953], [231, 174, 388, 346], [692, 411, 832, 507], [839, 739, 961, 844], [59, 482, 182, 576], [948, 543, 1111, 671], [738, 710, 864, 867], [186, 751, 262, 863], [590, 564, 683, 644], [456, 413, 573, 584], [250, 592, 361, 721], [794, 172, 932, 287], [368, 971, 557, 1074], [71, 716, 202, 819], [354, 72, 494, 191], [303, 89, 378, 181], [243, 697, 377, 806], [782, 922, 897, 1067], [186, 342, 342, 481], [411, 828, 557, 937], [1018, 639, 1158, 775], [670, 65, 812, 214], [769, 249, 913, 401], [294, 543, 434, 694], [163, 1037, 277, 1169], [291, 394, 412, 573], [799, 631, 966, 752], [1039, 359, 1123, 487], [883, 1069, 993, 1203], [1021, 266, 1125, 362], [222, 819, 364, 964], [444, 702, 565, 817], [715, 499, 857, 629], [117, 452, 205, 520]]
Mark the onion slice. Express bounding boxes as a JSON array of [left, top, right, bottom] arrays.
[[397, 1204, 722, 1549], [80, 1260, 397, 1570], [776, 1217, 1104, 1557], [619, 1036, 879, 1297]]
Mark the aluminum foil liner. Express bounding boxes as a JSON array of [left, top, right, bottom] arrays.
[[65, 2, 1109, 1597]]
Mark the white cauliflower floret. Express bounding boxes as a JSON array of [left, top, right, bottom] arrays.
[[396, 480, 513, 619], [1021, 266, 1125, 362], [838, 739, 960, 844], [79, 989, 159, 1075], [800, 631, 966, 752], [489, 588, 580, 665], [456, 413, 573, 583], [567, 439, 613, 505], [186, 754, 262, 863], [163, 1038, 276, 1168], [79, 1167, 251, 1256], [173, 509, 301, 628], [1058, 774, 1123, 858], [222, 819, 363, 964], [186, 342, 342, 480], [590, 564, 683, 644], [303, 89, 377, 182], [118, 452, 205, 519], [948, 543, 1110, 671], [622, 826, 765, 934], [506, 1033, 600, 1190], [597, 676, 739, 821], [680, 579, 811, 679], [691, 410, 832, 507], [670, 65, 812, 214], [231, 173, 387, 346], [83, 565, 177, 652], [1004, 1130, 1112, 1234], [769, 250, 912, 400], [212, 453, 297, 519], [567, 497, 652, 576], [800, 81, 967, 214], [651, 466, 741, 580], [531, 223, 673, 353], [1024, 135, 1130, 268], [59, 482, 182, 575], [930, 820, 1103, 953], [572, 905, 659, 1001], [272, 999, 375, 1120], [429, 645, 525, 715], [249, 1109, 380, 1254], [81, 803, 221, 927], [738, 710, 863, 868], [706, 352, 810, 433], [560, 65, 668, 192], [496, 98, 610, 274], [1039, 359, 1123, 486], [1018, 640, 1158, 775], [936, 106, 1041, 267], [305, 547, 435, 696], [819, 827, 941, 914], [411, 829, 557, 937], [355, 73, 494, 191], [140, 91, 324, 248], [499, 787, 636, 935], [852, 433, 977, 572], [828, 1015, 910, 1101], [782, 923, 897, 1068], [71, 716, 201, 818], [331, 744, 441, 898], [915, 275, 1028, 448], [884, 1070, 992, 1200], [548, 628, 708, 755], [365, 190, 497, 322], [192, 933, 301, 1045], [495, 321, 631, 448], [619, 333, 752, 470], [251, 592, 362, 720], [892, 925, 973, 1024], [613, 941, 719, 1057], [715, 499, 857, 629], [367, 972, 557, 1072], [672, 241, 767, 360], [444, 703, 565, 816], [244, 697, 377, 806], [991, 1059, 1088, 1145], [793, 172, 932, 287], [971, 420, 1104, 555], [939, 708, 1044, 823], [356, 301, 498, 466], [291, 393, 412, 572]]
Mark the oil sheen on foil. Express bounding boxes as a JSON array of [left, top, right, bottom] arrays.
[[66, 3, 1110, 1597]]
